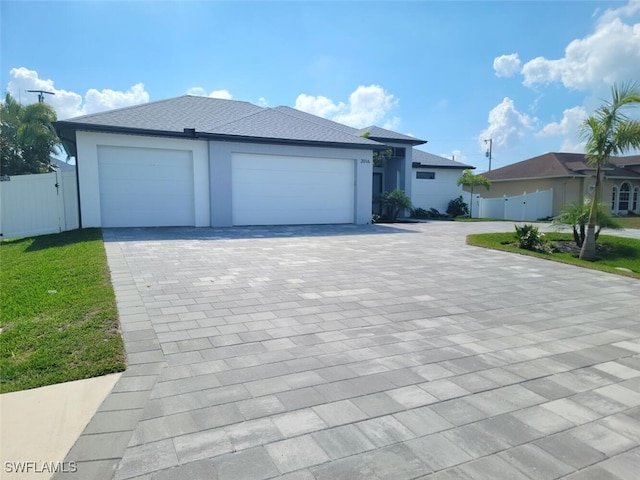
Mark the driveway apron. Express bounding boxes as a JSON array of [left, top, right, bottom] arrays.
[[55, 222, 640, 479]]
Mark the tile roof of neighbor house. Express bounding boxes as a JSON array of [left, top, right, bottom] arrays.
[[610, 155, 640, 167], [54, 95, 404, 149], [481, 152, 640, 181], [411, 149, 474, 169]]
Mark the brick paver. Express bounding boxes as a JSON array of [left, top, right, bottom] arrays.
[[55, 222, 640, 479]]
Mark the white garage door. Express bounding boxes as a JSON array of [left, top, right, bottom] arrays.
[[232, 153, 355, 225], [98, 146, 195, 227]]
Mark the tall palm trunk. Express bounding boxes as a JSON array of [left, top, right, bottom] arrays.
[[579, 163, 601, 261]]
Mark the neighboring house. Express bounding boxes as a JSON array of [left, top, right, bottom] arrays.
[[50, 157, 76, 172], [410, 150, 474, 214], [479, 152, 640, 216], [54, 95, 462, 228]]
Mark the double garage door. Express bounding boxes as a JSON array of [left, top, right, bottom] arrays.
[[97, 147, 355, 227], [232, 153, 355, 226]]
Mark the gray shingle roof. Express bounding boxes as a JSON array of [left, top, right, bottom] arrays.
[[204, 108, 380, 146], [356, 126, 426, 144], [412, 149, 473, 169], [273, 106, 358, 135], [59, 95, 264, 133], [55, 95, 425, 149]]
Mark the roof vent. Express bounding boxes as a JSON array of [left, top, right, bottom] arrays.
[[183, 128, 196, 136]]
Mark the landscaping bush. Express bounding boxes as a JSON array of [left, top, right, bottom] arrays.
[[447, 196, 469, 218], [514, 224, 549, 252], [410, 207, 447, 219], [379, 189, 412, 221]]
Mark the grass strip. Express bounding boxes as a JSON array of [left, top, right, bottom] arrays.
[[0, 229, 126, 393], [466, 231, 640, 279]]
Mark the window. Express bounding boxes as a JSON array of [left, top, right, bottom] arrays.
[[633, 187, 639, 212], [619, 183, 631, 211], [416, 171, 435, 180], [612, 186, 618, 211]]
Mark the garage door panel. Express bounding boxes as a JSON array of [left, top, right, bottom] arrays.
[[232, 153, 355, 226], [98, 146, 195, 227]]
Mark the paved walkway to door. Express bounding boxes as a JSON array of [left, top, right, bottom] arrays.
[[56, 222, 640, 479]]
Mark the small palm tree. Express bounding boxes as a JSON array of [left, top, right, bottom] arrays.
[[579, 82, 640, 261], [555, 201, 621, 248], [456, 169, 490, 218]]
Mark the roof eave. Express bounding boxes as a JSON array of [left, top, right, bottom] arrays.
[[368, 136, 427, 146], [413, 164, 474, 170], [53, 122, 382, 151], [485, 174, 588, 182]]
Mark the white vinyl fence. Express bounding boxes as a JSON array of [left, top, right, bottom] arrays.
[[0, 170, 79, 239], [472, 189, 553, 221]]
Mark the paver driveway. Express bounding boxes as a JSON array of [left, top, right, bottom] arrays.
[[57, 222, 640, 479]]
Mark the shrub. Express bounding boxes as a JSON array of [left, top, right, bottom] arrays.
[[410, 207, 430, 219], [380, 189, 412, 221], [514, 224, 549, 252], [410, 207, 449, 219], [447, 196, 469, 218]]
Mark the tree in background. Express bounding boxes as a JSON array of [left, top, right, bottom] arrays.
[[0, 93, 59, 176], [579, 82, 640, 261], [456, 169, 491, 218]]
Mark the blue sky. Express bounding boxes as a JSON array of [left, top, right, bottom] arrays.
[[2, 0, 640, 171]]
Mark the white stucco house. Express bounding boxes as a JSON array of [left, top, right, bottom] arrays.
[[410, 149, 474, 214], [54, 95, 471, 228]]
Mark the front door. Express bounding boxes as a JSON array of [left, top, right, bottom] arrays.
[[372, 172, 383, 215]]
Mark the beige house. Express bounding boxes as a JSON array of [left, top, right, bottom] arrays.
[[479, 152, 640, 216]]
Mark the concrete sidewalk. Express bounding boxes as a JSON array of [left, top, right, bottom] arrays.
[[38, 221, 640, 479], [0, 373, 121, 480]]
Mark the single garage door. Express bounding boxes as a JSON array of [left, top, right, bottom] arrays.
[[232, 153, 355, 225], [98, 146, 195, 227]]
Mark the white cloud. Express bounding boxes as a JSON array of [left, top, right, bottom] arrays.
[[257, 97, 269, 107], [537, 106, 588, 153], [537, 106, 587, 137], [187, 87, 232, 99], [440, 150, 468, 163], [493, 53, 522, 78], [7, 67, 149, 119], [521, 3, 640, 90], [295, 93, 344, 118], [478, 97, 536, 150], [295, 84, 399, 128], [83, 83, 149, 114]]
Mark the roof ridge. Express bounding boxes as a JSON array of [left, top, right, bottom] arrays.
[[63, 95, 189, 122], [274, 106, 362, 134], [203, 106, 281, 131]]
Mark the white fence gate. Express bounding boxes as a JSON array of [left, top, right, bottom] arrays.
[[0, 170, 79, 239], [473, 189, 553, 221]]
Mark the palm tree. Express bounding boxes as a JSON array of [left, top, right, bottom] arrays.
[[0, 93, 59, 176], [456, 169, 491, 218], [579, 82, 640, 261]]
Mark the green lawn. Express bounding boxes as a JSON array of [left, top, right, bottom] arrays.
[[0, 229, 126, 393], [617, 216, 640, 229], [467, 231, 640, 279]]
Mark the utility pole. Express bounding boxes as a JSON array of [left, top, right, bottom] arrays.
[[27, 90, 55, 103], [484, 138, 493, 171]]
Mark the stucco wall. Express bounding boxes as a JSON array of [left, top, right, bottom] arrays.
[[411, 168, 467, 213], [75, 131, 209, 228]]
